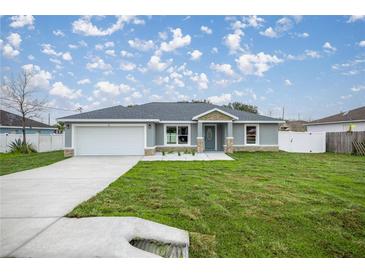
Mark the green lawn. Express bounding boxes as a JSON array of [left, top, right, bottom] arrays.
[[0, 150, 67, 176], [68, 152, 365, 258]]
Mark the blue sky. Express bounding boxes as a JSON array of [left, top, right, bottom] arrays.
[[1, 15, 364, 123]]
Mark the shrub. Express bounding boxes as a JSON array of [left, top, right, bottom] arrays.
[[178, 151, 181, 156], [8, 139, 37, 154], [192, 151, 195, 156], [162, 151, 166, 156]]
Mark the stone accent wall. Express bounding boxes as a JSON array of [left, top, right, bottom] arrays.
[[199, 111, 232, 121], [224, 137, 234, 153], [156, 146, 197, 153], [64, 148, 74, 157], [196, 138, 204, 153], [233, 145, 279, 152], [144, 148, 156, 156]]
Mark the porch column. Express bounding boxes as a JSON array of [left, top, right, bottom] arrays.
[[196, 121, 204, 153], [225, 121, 234, 153]]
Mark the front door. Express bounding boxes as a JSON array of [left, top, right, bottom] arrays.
[[204, 125, 216, 151]]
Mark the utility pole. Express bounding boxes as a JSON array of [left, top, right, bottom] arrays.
[[282, 106, 285, 120], [48, 113, 51, 125]]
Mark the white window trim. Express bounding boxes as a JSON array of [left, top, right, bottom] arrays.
[[244, 124, 259, 146], [71, 123, 147, 154], [203, 124, 217, 151], [163, 124, 191, 146]]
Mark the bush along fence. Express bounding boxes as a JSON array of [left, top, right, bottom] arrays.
[[326, 131, 365, 155], [0, 133, 64, 153]]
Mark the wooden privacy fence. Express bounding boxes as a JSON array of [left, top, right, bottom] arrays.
[[326, 131, 365, 154]]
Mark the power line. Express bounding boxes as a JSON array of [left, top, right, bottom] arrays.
[[0, 97, 79, 112]]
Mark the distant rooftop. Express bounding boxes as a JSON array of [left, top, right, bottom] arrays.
[[0, 109, 55, 128], [306, 106, 365, 125]]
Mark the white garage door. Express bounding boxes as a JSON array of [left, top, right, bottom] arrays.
[[75, 125, 145, 156]]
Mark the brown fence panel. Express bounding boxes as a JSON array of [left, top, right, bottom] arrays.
[[326, 131, 365, 153]]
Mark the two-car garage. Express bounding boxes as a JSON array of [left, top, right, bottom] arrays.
[[73, 125, 145, 156]]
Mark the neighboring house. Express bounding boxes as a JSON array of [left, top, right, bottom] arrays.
[[0, 109, 56, 134], [57, 102, 284, 156], [305, 106, 365, 133], [280, 120, 308, 132]]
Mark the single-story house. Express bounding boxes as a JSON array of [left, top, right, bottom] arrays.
[[57, 102, 284, 156], [305, 106, 365, 133], [0, 109, 56, 134]]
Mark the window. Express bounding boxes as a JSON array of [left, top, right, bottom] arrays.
[[165, 125, 189, 145], [246, 125, 257, 144]]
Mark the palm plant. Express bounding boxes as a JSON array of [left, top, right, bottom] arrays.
[[8, 138, 37, 154]]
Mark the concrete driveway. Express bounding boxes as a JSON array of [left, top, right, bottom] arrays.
[[0, 156, 141, 257]]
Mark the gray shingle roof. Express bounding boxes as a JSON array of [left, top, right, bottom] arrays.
[[306, 106, 365, 125], [58, 102, 281, 122], [1, 109, 55, 128]]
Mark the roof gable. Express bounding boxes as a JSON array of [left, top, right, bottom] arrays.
[[0, 110, 54, 128], [192, 108, 238, 120], [306, 106, 365, 125]]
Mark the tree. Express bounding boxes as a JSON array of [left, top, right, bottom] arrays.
[[1, 69, 47, 146], [55, 121, 65, 133], [223, 102, 258, 114]]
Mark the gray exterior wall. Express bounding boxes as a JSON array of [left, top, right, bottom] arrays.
[[233, 123, 278, 145], [259, 124, 279, 145], [146, 123, 155, 147], [65, 126, 72, 147], [155, 123, 197, 146]]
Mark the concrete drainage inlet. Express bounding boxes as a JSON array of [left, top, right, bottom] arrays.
[[129, 238, 189, 258]]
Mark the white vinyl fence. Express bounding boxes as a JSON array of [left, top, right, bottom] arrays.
[[279, 131, 326, 153], [0, 133, 64, 153]]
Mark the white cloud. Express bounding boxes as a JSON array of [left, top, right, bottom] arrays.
[[120, 50, 133, 58], [7, 33, 22, 48], [208, 93, 232, 105], [105, 49, 116, 56], [284, 79, 293, 86], [190, 73, 209, 90], [1, 43, 19, 59], [94, 81, 132, 96], [260, 27, 278, 38], [131, 91, 142, 99], [22, 64, 52, 90], [224, 33, 242, 53], [104, 41, 115, 48], [358, 40, 365, 47], [147, 55, 170, 71], [154, 76, 170, 85], [351, 85, 365, 92], [126, 74, 137, 82], [28, 54, 35, 60], [210, 63, 234, 77], [305, 50, 321, 58], [189, 50, 203, 61], [236, 52, 283, 76], [160, 28, 191, 52], [77, 79, 91, 85], [201, 25, 212, 34], [211, 47, 218, 54], [10, 15, 34, 29], [323, 42, 337, 52], [53, 30, 65, 37], [120, 61, 136, 71], [297, 32, 309, 38], [128, 39, 154, 51], [62, 52, 72, 61], [86, 56, 112, 71], [243, 15, 265, 28], [158, 31, 168, 40], [347, 15, 365, 23], [72, 15, 141, 36], [41, 44, 62, 57], [50, 82, 82, 99]]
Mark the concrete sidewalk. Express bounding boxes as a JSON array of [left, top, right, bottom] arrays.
[[0, 156, 141, 257], [142, 152, 234, 161]]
